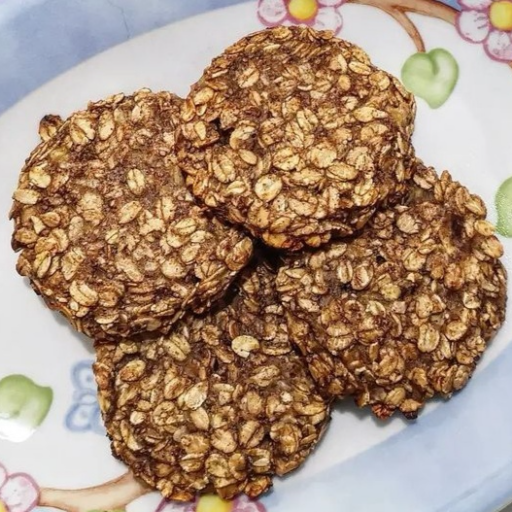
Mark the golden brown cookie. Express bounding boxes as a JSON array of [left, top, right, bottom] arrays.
[[38, 114, 63, 142], [11, 90, 253, 342], [94, 264, 330, 501], [276, 166, 507, 419], [177, 26, 416, 251]]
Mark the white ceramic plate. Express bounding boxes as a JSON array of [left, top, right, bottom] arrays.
[[1, 1, 512, 511]]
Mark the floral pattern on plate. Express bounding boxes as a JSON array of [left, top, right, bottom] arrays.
[[258, 0, 345, 33], [156, 494, 267, 512], [64, 361, 105, 435], [0, 463, 39, 512], [456, 0, 512, 61]]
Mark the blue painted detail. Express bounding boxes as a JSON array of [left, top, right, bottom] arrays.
[[261, 342, 512, 512], [64, 360, 105, 435], [439, 0, 461, 10]]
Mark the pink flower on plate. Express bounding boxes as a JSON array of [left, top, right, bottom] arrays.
[[156, 494, 267, 512], [0, 464, 39, 512], [258, 0, 345, 34], [457, 0, 512, 61]]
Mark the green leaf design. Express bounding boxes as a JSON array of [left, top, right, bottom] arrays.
[[0, 374, 53, 442], [401, 48, 459, 109], [496, 177, 512, 237]]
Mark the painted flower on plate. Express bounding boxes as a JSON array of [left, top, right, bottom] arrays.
[[457, 0, 512, 61], [156, 494, 267, 512], [258, 0, 345, 34], [65, 360, 105, 435], [0, 464, 39, 512]]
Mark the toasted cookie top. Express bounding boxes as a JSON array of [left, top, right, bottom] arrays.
[[177, 26, 416, 250], [277, 166, 507, 419], [94, 263, 330, 501], [11, 89, 253, 342]]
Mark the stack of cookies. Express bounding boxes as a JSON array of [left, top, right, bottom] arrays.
[[9, 27, 507, 501]]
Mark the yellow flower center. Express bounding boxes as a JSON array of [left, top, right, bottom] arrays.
[[288, 0, 319, 21], [0, 501, 7, 512], [196, 495, 234, 512], [490, 1, 512, 31]]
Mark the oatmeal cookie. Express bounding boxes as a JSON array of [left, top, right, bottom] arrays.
[[276, 166, 507, 419], [11, 90, 253, 342], [38, 114, 63, 142], [94, 264, 330, 500], [177, 26, 416, 251]]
